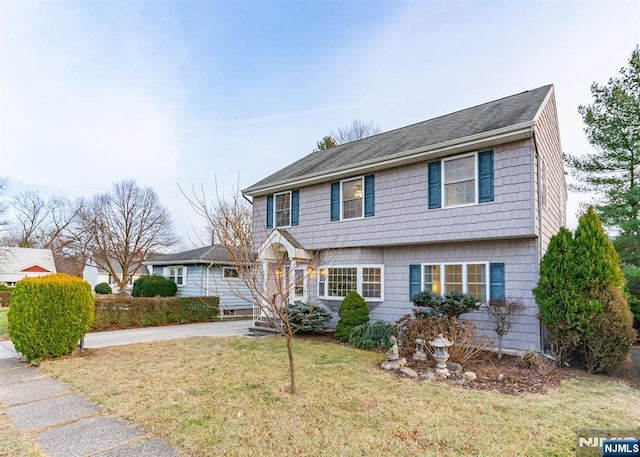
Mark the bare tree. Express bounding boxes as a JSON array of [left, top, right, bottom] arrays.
[[331, 118, 381, 144], [80, 180, 178, 293], [184, 185, 324, 394], [486, 297, 525, 360], [0, 178, 8, 233]]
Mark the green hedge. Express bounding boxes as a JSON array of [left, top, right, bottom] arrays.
[[92, 295, 219, 330]]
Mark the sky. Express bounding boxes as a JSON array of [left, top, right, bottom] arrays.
[[0, 0, 638, 250]]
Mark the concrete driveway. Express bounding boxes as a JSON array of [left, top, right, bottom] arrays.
[[0, 320, 252, 359]]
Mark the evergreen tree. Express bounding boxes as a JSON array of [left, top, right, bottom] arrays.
[[334, 291, 369, 342]]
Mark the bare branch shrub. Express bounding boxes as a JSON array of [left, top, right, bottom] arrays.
[[485, 297, 525, 359]]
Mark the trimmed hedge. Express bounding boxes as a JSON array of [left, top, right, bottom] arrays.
[[8, 274, 94, 362], [132, 275, 177, 297], [92, 295, 219, 330], [94, 282, 112, 294]]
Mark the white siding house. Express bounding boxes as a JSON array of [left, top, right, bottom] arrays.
[[0, 247, 57, 286]]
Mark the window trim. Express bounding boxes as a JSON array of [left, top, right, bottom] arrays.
[[340, 176, 365, 220], [317, 264, 384, 301], [442, 152, 479, 208], [420, 261, 489, 302], [165, 265, 187, 287], [274, 190, 292, 228]]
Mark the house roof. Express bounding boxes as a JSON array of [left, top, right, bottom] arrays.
[[145, 245, 239, 266], [243, 84, 553, 196], [0, 247, 56, 275]]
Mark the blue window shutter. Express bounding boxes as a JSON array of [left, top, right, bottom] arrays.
[[478, 150, 494, 203], [266, 195, 274, 229], [291, 190, 299, 226], [364, 175, 375, 217], [489, 263, 505, 301], [428, 161, 441, 209], [330, 182, 340, 221], [409, 265, 421, 300]]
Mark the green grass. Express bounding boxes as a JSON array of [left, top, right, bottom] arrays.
[[0, 308, 8, 340], [38, 336, 640, 457]]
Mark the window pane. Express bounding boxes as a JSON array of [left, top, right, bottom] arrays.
[[444, 156, 475, 206], [466, 264, 486, 301], [362, 267, 381, 299], [318, 268, 326, 296], [423, 265, 441, 294], [444, 264, 463, 294], [295, 269, 304, 296], [328, 267, 357, 297], [275, 193, 291, 227], [342, 178, 363, 219]]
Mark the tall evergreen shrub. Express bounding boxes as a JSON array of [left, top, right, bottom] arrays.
[[8, 274, 94, 362]]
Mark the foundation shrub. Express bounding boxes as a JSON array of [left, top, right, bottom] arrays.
[[94, 282, 112, 295], [335, 291, 369, 342], [132, 275, 177, 297], [287, 301, 332, 333], [412, 290, 481, 319], [348, 321, 394, 350]]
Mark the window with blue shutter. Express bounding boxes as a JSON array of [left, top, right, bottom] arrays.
[[489, 262, 505, 300], [409, 264, 421, 300], [364, 174, 375, 217], [330, 182, 340, 221], [266, 195, 274, 229], [478, 150, 494, 203], [428, 161, 441, 209], [291, 190, 299, 226]]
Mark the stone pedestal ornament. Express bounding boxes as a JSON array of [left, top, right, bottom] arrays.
[[381, 335, 406, 370], [413, 334, 427, 361], [429, 333, 453, 377]]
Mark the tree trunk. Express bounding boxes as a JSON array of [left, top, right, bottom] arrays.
[[497, 333, 503, 360], [285, 333, 296, 394]]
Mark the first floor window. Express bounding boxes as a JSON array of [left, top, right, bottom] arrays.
[[166, 266, 186, 287], [422, 262, 487, 302], [294, 269, 305, 296], [223, 267, 239, 279], [319, 265, 383, 300]]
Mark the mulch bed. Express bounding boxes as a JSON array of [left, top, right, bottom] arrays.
[[299, 333, 640, 395]]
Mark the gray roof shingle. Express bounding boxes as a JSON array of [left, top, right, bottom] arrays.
[[244, 84, 552, 195], [146, 245, 237, 265]]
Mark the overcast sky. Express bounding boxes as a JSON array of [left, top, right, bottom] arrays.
[[1, 0, 638, 249]]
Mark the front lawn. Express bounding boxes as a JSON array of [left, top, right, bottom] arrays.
[[40, 336, 640, 456], [0, 308, 8, 340]]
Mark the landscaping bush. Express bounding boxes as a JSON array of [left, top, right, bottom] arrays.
[[582, 287, 636, 374], [348, 321, 394, 350], [94, 282, 112, 295], [622, 263, 640, 334], [287, 301, 332, 333], [132, 275, 177, 297], [334, 291, 369, 342], [92, 295, 219, 330], [395, 314, 490, 365], [8, 274, 94, 362], [0, 291, 10, 307], [411, 290, 481, 319]]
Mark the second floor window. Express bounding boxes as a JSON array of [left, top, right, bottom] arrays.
[[444, 155, 475, 206], [342, 178, 364, 219], [275, 192, 291, 227]]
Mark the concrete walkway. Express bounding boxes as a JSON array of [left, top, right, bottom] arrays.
[[0, 320, 253, 456]]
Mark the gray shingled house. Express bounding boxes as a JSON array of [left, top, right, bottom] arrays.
[[144, 246, 254, 316], [243, 85, 566, 352]]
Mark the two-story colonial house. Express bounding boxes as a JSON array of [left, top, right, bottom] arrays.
[[243, 84, 566, 352]]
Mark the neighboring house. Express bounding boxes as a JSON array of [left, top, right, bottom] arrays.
[[144, 246, 254, 316], [243, 84, 567, 353], [83, 258, 150, 294], [0, 247, 57, 286]]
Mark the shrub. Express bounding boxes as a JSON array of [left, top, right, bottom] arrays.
[[622, 263, 640, 333], [92, 295, 219, 330], [348, 321, 394, 350], [132, 275, 177, 297], [288, 301, 332, 333], [485, 297, 525, 360], [582, 287, 636, 373], [94, 282, 112, 295], [8, 274, 94, 362], [412, 290, 481, 319], [394, 314, 490, 365], [334, 291, 369, 342]]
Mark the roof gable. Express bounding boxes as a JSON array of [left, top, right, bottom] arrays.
[[244, 85, 553, 195], [21, 265, 51, 273]]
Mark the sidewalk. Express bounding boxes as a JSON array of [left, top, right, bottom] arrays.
[[0, 320, 252, 456]]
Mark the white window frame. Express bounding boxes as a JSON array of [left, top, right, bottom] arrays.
[[222, 266, 239, 279], [274, 191, 292, 228], [340, 176, 364, 220], [165, 265, 186, 287], [420, 262, 489, 303], [442, 152, 479, 208], [318, 264, 384, 301], [293, 268, 306, 298]]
